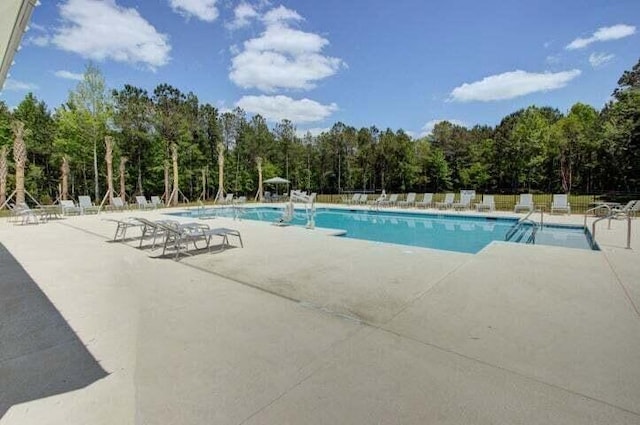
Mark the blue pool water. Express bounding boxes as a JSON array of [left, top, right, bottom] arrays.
[[170, 207, 596, 254]]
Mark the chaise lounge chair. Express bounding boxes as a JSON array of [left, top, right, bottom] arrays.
[[452, 194, 472, 210], [61, 199, 82, 215], [550, 194, 571, 215], [397, 192, 416, 208], [156, 221, 243, 259], [9, 203, 41, 225], [379, 194, 398, 207], [415, 193, 433, 208], [78, 195, 100, 214], [136, 196, 155, 210], [514, 194, 534, 213], [475, 194, 495, 212], [151, 196, 164, 208], [436, 193, 455, 209]]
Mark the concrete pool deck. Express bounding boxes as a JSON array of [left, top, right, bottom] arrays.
[[1, 204, 639, 424]]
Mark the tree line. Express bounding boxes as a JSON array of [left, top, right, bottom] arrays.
[[0, 59, 639, 205]]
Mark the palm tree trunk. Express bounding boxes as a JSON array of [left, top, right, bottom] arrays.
[[0, 146, 7, 206], [61, 156, 69, 200], [171, 143, 179, 205], [120, 157, 128, 203], [215, 142, 225, 202], [105, 136, 114, 203], [255, 156, 263, 202], [12, 121, 27, 205]]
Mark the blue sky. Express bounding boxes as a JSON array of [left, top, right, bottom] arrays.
[[1, 0, 638, 137]]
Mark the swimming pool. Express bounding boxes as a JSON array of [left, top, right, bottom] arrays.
[[170, 207, 597, 254]]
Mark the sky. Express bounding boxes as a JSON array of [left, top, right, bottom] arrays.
[[1, 0, 639, 137]]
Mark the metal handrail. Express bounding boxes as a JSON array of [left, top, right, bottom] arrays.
[[591, 210, 632, 249], [584, 204, 612, 227], [506, 208, 542, 242]]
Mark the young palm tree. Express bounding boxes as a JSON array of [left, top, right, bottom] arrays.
[[105, 136, 114, 204], [0, 146, 7, 206], [255, 156, 263, 202], [215, 141, 225, 203], [61, 156, 70, 200], [12, 121, 27, 206], [119, 156, 127, 203]]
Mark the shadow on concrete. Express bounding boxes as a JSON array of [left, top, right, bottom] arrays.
[[0, 243, 108, 419]]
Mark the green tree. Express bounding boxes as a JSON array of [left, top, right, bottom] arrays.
[[68, 62, 112, 199]]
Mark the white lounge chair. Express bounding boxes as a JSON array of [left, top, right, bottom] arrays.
[[9, 203, 41, 225], [108, 197, 126, 211], [514, 194, 534, 213], [136, 196, 154, 210], [60, 199, 81, 215], [379, 194, 398, 207], [476, 194, 495, 212], [436, 193, 455, 209], [78, 195, 100, 214], [415, 193, 433, 208], [397, 192, 416, 208], [452, 194, 472, 210], [344, 193, 360, 204], [222, 193, 234, 204], [151, 196, 164, 208], [357, 193, 369, 204], [551, 194, 571, 215]]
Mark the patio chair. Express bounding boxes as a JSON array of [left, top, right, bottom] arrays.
[[151, 196, 164, 208], [222, 193, 234, 204], [613, 200, 639, 218], [357, 193, 369, 204], [60, 199, 82, 215], [157, 221, 243, 259], [136, 196, 155, 210], [415, 193, 433, 208], [103, 217, 144, 241], [134, 217, 180, 249], [514, 194, 534, 213], [108, 197, 126, 212], [9, 203, 41, 225], [397, 192, 416, 208], [78, 195, 100, 214], [550, 194, 571, 215], [452, 194, 472, 210], [236, 196, 247, 204], [435, 193, 455, 209], [344, 193, 359, 204], [379, 194, 398, 207], [475, 194, 495, 212]]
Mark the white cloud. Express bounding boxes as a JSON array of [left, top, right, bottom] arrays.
[[169, 0, 218, 22], [54, 70, 84, 81], [52, 0, 171, 70], [2, 79, 38, 91], [262, 5, 303, 26], [419, 119, 466, 137], [229, 5, 344, 92], [236, 95, 337, 123], [566, 24, 636, 50], [449, 69, 581, 102], [226, 2, 259, 30], [589, 52, 614, 68], [26, 35, 51, 46]]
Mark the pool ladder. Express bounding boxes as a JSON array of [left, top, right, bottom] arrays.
[[505, 208, 543, 244], [585, 205, 632, 249]]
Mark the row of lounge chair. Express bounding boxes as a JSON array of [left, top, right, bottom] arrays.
[[106, 216, 243, 260], [343, 192, 580, 214]]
